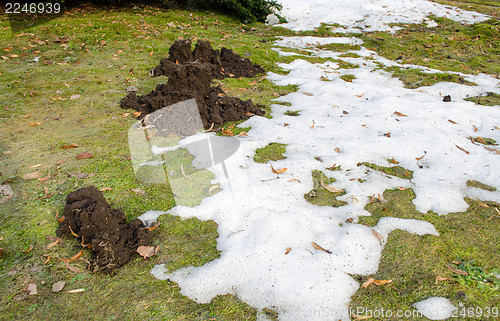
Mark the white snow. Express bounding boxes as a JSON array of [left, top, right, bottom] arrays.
[[276, 0, 491, 33], [413, 297, 456, 320], [137, 1, 499, 320]]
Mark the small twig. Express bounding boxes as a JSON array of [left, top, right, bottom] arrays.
[[180, 164, 192, 180], [203, 122, 215, 132]]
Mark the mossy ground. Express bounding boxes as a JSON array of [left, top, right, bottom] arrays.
[[253, 142, 287, 163], [351, 189, 500, 320], [0, 1, 498, 319]]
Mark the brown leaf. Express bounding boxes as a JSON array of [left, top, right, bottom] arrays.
[[270, 164, 287, 174], [447, 264, 468, 276], [288, 178, 301, 183], [373, 279, 392, 286], [355, 93, 365, 98], [75, 151, 94, 160], [61, 250, 83, 262], [473, 125, 478, 132], [56, 156, 71, 166], [285, 247, 292, 255], [99, 187, 113, 191], [310, 120, 315, 129], [334, 147, 340, 153], [70, 94, 81, 100], [136, 245, 159, 259], [22, 172, 41, 180], [52, 281, 66, 293], [372, 229, 384, 243], [132, 188, 146, 196], [388, 158, 399, 164], [27, 283, 38, 295], [483, 146, 500, 155], [238, 131, 248, 137], [435, 276, 450, 284], [61, 143, 78, 149], [416, 152, 427, 160], [0, 184, 15, 204], [476, 200, 489, 208], [23, 245, 34, 253], [394, 111, 407, 117], [320, 181, 344, 193], [455, 145, 469, 154], [361, 277, 375, 288], [63, 261, 82, 273], [60, 288, 85, 294], [311, 242, 332, 254], [47, 238, 61, 249], [221, 129, 234, 136], [302, 92, 314, 96], [448, 119, 457, 124]]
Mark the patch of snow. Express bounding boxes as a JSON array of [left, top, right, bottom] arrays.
[[140, 1, 500, 320], [413, 297, 456, 320]]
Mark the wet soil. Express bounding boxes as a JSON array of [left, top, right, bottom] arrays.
[[56, 186, 152, 273], [120, 39, 266, 132]]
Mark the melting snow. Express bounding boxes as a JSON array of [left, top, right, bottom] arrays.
[[139, 1, 499, 320], [413, 297, 456, 320]]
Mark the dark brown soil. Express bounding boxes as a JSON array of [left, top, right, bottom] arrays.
[[120, 39, 266, 132], [56, 186, 152, 273], [149, 39, 265, 79]]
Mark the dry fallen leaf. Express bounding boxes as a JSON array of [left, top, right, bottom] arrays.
[[285, 247, 292, 255], [61, 250, 83, 262], [70, 94, 81, 100], [61, 143, 78, 149], [302, 92, 314, 96], [22, 172, 41, 180], [394, 111, 407, 117], [27, 283, 38, 295], [52, 281, 66, 293], [63, 261, 82, 273], [362, 277, 375, 288], [435, 276, 450, 284], [320, 181, 344, 193], [270, 164, 287, 174], [75, 151, 94, 160], [447, 264, 468, 276], [448, 119, 457, 124], [311, 242, 332, 254], [238, 131, 248, 137], [100, 187, 113, 191], [61, 288, 85, 294], [455, 145, 469, 154], [221, 129, 234, 136], [47, 238, 61, 249], [136, 245, 159, 259], [372, 229, 384, 243], [373, 279, 392, 286], [483, 146, 500, 155], [355, 93, 365, 98], [388, 158, 399, 164], [132, 188, 146, 196], [23, 245, 34, 253], [0, 184, 15, 204]]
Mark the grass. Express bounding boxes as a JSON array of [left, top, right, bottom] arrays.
[[350, 188, 500, 319], [303, 170, 347, 207], [253, 142, 287, 163], [465, 92, 500, 106], [0, 1, 498, 319]]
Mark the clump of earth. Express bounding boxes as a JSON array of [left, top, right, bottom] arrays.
[[56, 186, 152, 273], [120, 39, 266, 131]]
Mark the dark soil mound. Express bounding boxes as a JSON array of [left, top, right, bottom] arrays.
[[56, 186, 152, 273], [149, 39, 265, 79], [120, 39, 266, 132]]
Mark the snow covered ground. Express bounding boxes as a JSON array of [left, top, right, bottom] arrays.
[[139, 1, 499, 320]]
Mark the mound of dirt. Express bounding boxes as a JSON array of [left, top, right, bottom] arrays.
[[149, 39, 265, 79], [55, 186, 152, 273], [120, 39, 266, 131]]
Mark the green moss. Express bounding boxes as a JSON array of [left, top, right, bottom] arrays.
[[304, 170, 347, 207], [384, 66, 477, 89], [358, 162, 413, 179], [466, 180, 497, 191], [339, 52, 361, 58], [465, 92, 500, 106], [351, 188, 500, 315], [284, 110, 300, 116], [253, 142, 287, 163], [340, 74, 356, 82], [359, 17, 500, 76]]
